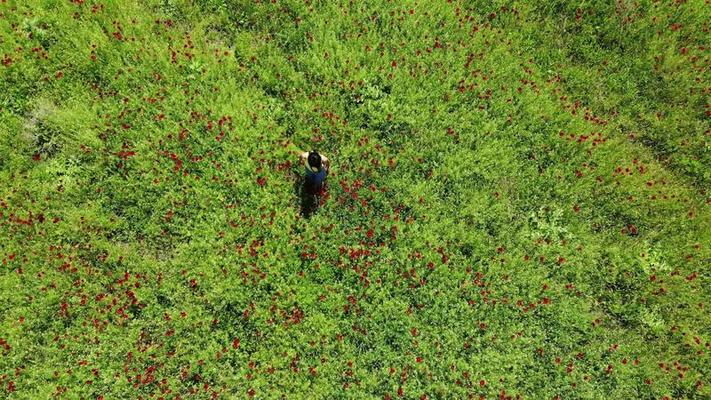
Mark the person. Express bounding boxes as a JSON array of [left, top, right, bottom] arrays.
[[299, 150, 330, 195]]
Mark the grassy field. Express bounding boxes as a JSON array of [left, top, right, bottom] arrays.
[[0, 0, 709, 399]]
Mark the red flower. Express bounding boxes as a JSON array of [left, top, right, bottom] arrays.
[[115, 151, 136, 159], [169, 153, 183, 171], [232, 338, 240, 349], [627, 224, 638, 236]]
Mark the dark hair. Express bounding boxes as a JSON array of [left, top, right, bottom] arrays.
[[307, 151, 321, 170]]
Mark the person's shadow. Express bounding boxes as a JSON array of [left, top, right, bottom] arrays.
[[293, 174, 319, 218]]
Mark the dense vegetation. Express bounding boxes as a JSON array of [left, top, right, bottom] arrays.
[[1, 0, 709, 399]]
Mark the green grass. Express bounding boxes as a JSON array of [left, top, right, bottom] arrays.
[[0, 0, 709, 399]]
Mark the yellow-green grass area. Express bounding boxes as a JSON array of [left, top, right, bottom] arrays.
[[0, 1, 708, 399]]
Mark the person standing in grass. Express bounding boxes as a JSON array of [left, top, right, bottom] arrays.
[[297, 150, 329, 217], [299, 150, 330, 194]]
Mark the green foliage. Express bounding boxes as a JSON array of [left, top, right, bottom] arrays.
[[0, 1, 709, 399]]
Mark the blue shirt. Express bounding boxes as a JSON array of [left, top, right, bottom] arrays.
[[305, 166, 327, 190]]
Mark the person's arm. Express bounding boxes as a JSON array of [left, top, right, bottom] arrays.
[[298, 151, 309, 167], [321, 154, 330, 172]]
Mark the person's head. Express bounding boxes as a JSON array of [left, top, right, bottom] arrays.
[[307, 151, 321, 172]]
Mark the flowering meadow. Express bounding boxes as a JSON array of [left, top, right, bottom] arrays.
[[0, 0, 709, 399]]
